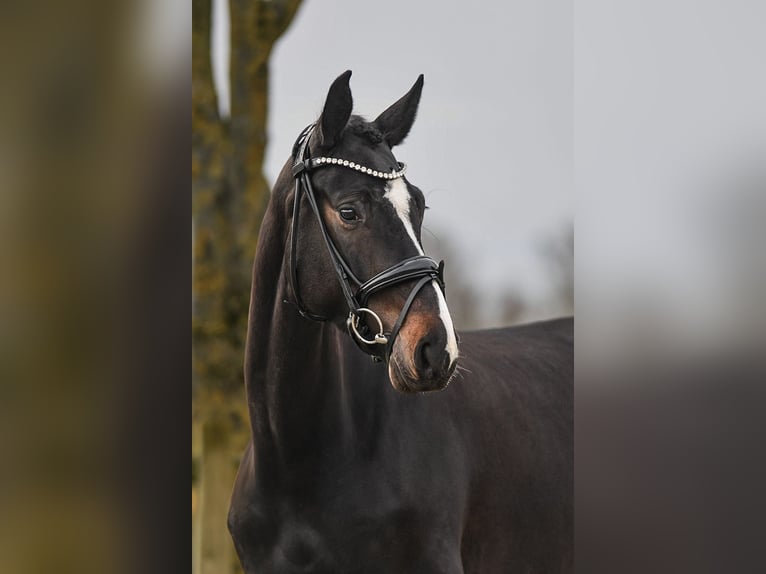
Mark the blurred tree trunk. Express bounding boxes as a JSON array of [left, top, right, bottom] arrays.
[[192, 0, 302, 572], [197, 413, 237, 574]]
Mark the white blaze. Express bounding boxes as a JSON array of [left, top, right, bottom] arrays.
[[384, 179, 459, 364], [384, 178, 424, 256], [433, 281, 458, 364]]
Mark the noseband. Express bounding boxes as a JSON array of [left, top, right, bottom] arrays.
[[287, 123, 446, 363]]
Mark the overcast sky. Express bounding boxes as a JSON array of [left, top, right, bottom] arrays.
[[212, 0, 765, 343], [212, 0, 573, 317]]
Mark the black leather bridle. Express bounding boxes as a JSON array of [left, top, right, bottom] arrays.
[[287, 123, 446, 363]]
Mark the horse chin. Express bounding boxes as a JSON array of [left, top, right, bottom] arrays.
[[387, 355, 451, 394], [387, 358, 413, 393]]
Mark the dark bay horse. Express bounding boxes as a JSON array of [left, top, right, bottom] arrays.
[[229, 71, 573, 573]]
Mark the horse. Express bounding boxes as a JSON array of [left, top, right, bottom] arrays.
[[228, 70, 573, 573]]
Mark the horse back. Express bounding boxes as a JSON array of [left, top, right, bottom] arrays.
[[451, 317, 573, 572]]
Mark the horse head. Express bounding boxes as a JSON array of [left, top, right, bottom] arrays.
[[278, 70, 459, 392]]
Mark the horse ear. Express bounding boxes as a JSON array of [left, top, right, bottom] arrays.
[[317, 70, 353, 150], [374, 74, 424, 147]]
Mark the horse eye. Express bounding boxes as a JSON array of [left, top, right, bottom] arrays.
[[339, 207, 358, 221]]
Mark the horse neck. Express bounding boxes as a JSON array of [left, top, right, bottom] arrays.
[[244, 193, 388, 477]]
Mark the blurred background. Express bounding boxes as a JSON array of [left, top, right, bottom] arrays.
[[193, 1, 572, 572], [576, 4, 766, 573], [1, 1, 187, 573]]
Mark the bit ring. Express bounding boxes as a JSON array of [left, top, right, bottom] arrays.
[[348, 308, 388, 345]]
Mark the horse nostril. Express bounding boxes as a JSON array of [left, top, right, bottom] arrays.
[[414, 335, 448, 379], [414, 339, 433, 376]]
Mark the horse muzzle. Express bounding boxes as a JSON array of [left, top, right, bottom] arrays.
[[388, 318, 457, 393]]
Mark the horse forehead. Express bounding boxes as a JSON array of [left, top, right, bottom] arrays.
[[338, 133, 396, 165], [384, 178, 423, 256], [384, 178, 413, 213]]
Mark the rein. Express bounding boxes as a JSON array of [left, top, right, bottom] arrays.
[[287, 123, 446, 363]]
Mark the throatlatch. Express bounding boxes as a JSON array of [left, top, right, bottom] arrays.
[[287, 123, 446, 363]]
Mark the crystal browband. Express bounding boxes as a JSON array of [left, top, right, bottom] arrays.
[[292, 156, 407, 180]]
